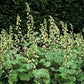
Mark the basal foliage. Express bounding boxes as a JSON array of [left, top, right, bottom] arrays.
[[0, 3, 84, 84]]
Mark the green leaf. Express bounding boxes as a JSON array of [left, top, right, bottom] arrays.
[[67, 69, 76, 75], [32, 69, 50, 79], [24, 51, 29, 57], [43, 79, 50, 84], [60, 73, 67, 79], [8, 50, 16, 56], [8, 81, 13, 84], [17, 67, 27, 72], [17, 63, 34, 72], [15, 54, 24, 60], [66, 61, 77, 69], [10, 59, 18, 65], [40, 58, 45, 63], [77, 72, 84, 81], [53, 52, 62, 65], [8, 71, 18, 84], [45, 51, 53, 61], [19, 72, 32, 81], [72, 49, 78, 53], [58, 67, 66, 72], [44, 61, 51, 67], [25, 63, 34, 70], [65, 81, 75, 84], [30, 43, 37, 50], [3, 61, 11, 69], [37, 47, 44, 56], [50, 67, 56, 71], [69, 76, 76, 81]]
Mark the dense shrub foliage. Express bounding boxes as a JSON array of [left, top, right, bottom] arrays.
[[0, 3, 84, 84], [0, 0, 84, 34]]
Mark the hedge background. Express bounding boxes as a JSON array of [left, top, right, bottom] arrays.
[[0, 0, 84, 34]]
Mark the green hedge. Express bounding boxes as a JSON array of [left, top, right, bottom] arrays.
[[0, 0, 84, 34]]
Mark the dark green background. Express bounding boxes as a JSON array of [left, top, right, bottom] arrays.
[[0, 0, 84, 34]]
